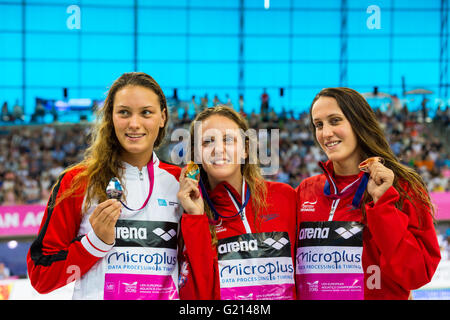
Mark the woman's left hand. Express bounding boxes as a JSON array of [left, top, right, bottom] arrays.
[[366, 161, 395, 204], [177, 166, 204, 215]]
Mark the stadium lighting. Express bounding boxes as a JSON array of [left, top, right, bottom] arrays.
[[7, 240, 18, 249], [264, 0, 270, 10]]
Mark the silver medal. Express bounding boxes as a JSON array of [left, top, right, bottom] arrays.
[[106, 177, 123, 200]]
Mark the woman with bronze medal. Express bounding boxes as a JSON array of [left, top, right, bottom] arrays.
[[295, 87, 441, 300], [177, 105, 297, 300]]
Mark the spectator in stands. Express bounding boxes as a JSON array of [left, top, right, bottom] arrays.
[[0, 88, 449, 208], [1, 188, 21, 206], [0, 262, 11, 280], [191, 95, 199, 115], [224, 94, 233, 109], [31, 100, 46, 123], [12, 100, 24, 123], [1, 102, 11, 122], [260, 88, 269, 119], [22, 176, 41, 204], [238, 94, 244, 113], [212, 94, 221, 106], [200, 94, 209, 111]]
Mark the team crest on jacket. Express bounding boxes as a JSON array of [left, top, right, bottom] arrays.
[[300, 199, 317, 212]]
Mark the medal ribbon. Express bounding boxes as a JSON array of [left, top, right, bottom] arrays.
[[120, 158, 154, 211], [199, 178, 250, 222]]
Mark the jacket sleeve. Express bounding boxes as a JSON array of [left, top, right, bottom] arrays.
[[365, 185, 441, 291], [179, 213, 220, 300], [26, 170, 114, 294]]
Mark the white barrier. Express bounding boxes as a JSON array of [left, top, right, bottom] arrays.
[[0, 278, 74, 300], [1, 261, 449, 300]]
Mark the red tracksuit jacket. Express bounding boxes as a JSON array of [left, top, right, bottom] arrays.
[[179, 180, 297, 300], [27, 159, 208, 299], [295, 161, 441, 300]]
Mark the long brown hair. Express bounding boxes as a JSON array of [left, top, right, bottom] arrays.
[[309, 87, 434, 223], [189, 105, 268, 245], [53, 72, 169, 212]]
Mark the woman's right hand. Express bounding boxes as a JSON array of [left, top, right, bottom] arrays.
[[177, 167, 204, 215], [89, 199, 122, 245]]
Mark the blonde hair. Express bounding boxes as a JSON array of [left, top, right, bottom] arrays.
[[189, 105, 268, 245], [52, 72, 169, 213]]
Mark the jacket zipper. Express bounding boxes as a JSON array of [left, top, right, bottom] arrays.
[[328, 199, 340, 221], [226, 181, 252, 234]]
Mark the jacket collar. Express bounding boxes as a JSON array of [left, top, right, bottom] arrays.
[[209, 180, 243, 207], [121, 152, 159, 179], [318, 160, 364, 196]]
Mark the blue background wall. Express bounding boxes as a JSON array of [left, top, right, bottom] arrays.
[[0, 0, 447, 116]]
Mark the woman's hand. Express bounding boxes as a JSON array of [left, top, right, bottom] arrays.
[[89, 199, 122, 245], [177, 166, 204, 215], [366, 161, 395, 204]]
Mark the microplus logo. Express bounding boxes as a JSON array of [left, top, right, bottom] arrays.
[[297, 249, 362, 267], [218, 239, 258, 255], [115, 226, 147, 240], [298, 227, 330, 240], [220, 261, 294, 280], [107, 250, 176, 267]]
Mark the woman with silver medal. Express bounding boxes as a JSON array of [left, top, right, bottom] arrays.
[[27, 72, 203, 300]]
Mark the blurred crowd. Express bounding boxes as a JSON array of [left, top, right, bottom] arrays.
[[0, 124, 90, 205], [0, 99, 449, 207]]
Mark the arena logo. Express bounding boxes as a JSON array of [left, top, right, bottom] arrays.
[[218, 239, 258, 255], [298, 227, 330, 240], [152, 227, 177, 241], [169, 123, 280, 176], [334, 225, 363, 239], [115, 226, 147, 240], [263, 237, 289, 250]]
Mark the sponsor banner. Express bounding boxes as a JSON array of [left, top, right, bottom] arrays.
[[218, 232, 295, 300], [114, 220, 178, 249], [218, 232, 291, 261], [106, 247, 177, 275], [0, 205, 45, 237], [296, 246, 363, 274], [104, 219, 179, 300], [296, 221, 364, 300], [219, 256, 295, 288], [104, 273, 178, 300], [431, 192, 450, 221], [298, 221, 363, 247], [220, 283, 294, 300], [296, 273, 364, 300]]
